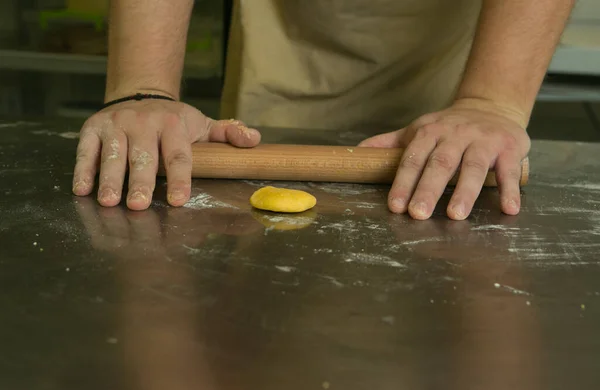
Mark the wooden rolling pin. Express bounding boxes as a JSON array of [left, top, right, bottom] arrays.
[[158, 143, 529, 186]]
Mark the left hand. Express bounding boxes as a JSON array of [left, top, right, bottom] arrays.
[[359, 98, 531, 220]]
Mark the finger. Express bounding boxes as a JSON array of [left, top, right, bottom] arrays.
[[387, 129, 438, 214], [97, 131, 128, 207], [408, 142, 464, 220], [447, 145, 494, 220], [126, 137, 160, 211], [358, 128, 407, 148], [359, 114, 438, 148], [161, 130, 193, 207], [73, 126, 102, 196], [494, 151, 523, 216], [208, 119, 261, 147]]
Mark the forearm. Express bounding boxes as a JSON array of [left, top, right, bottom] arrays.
[[105, 0, 194, 101], [456, 0, 575, 126]]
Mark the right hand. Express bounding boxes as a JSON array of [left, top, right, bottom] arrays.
[[72, 100, 261, 210]]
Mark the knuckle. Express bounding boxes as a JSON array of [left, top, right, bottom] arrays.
[[454, 124, 472, 139], [399, 153, 423, 171], [412, 113, 437, 127], [419, 123, 443, 138], [427, 152, 456, 173], [462, 158, 488, 173], [165, 150, 191, 169], [75, 151, 93, 164], [129, 148, 156, 171], [110, 109, 124, 122], [502, 168, 522, 182], [163, 111, 182, 129], [501, 133, 519, 151]]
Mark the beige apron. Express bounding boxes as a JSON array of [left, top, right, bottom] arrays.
[[221, 0, 481, 134]]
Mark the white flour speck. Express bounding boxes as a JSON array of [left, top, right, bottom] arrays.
[[131, 147, 154, 171], [58, 132, 79, 139], [345, 252, 405, 268], [106, 139, 120, 160], [182, 245, 201, 255], [494, 283, 531, 296], [275, 266, 295, 273], [401, 237, 445, 245]]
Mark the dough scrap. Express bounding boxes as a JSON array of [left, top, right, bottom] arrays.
[[250, 186, 317, 213]]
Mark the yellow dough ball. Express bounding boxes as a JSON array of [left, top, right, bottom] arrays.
[[250, 186, 317, 213]]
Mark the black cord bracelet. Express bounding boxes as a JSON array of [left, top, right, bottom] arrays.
[[102, 93, 176, 109]]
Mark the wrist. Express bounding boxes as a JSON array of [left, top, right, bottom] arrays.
[[451, 96, 531, 128], [104, 86, 179, 104]]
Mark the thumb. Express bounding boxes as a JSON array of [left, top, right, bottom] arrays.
[[207, 119, 261, 148], [357, 127, 410, 148]]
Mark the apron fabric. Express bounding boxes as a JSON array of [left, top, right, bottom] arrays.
[[221, 0, 482, 134]]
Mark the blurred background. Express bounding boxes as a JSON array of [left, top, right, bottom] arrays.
[[0, 0, 599, 141]]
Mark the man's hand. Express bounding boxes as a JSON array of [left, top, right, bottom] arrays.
[[359, 98, 530, 220], [72, 100, 261, 210]]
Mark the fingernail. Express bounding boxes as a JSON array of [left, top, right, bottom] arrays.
[[410, 201, 428, 218], [505, 198, 519, 213], [128, 191, 148, 203], [167, 190, 186, 203], [73, 180, 89, 194], [99, 188, 117, 202], [391, 198, 406, 212], [451, 203, 466, 220]]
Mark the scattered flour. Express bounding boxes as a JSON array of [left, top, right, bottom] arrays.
[[401, 237, 445, 245], [106, 139, 120, 160], [184, 193, 236, 210], [344, 252, 405, 268], [131, 147, 154, 171], [31, 129, 79, 139], [345, 201, 378, 209], [319, 275, 344, 288], [494, 283, 531, 296], [1, 121, 39, 128], [541, 182, 600, 191], [182, 245, 201, 255], [309, 182, 379, 196], [58, 132, 79, 139], [320, 220, 359, 233], [275, 266, 295, 273], [472, 225, 522, 231]]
